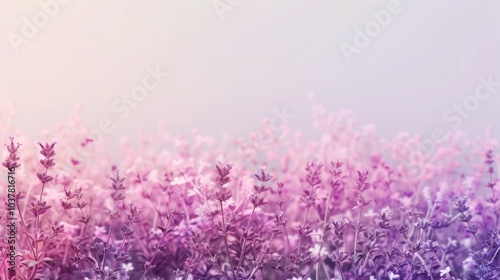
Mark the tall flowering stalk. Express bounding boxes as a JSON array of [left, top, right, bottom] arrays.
[[1, 106, 500, 279], [31, 142, 56, 230], [19, 141, 57, 280], [2, 136, 21, 170], [293, 162, 322, 278], [94, 171, 129, 280], [313, 161, 343, 280], [236, 166, 272, 275], [2, 138, 21, 279], [485, 149, 499, 228], [351, 170, 371, 278], [37, 142, 57, 201], [213, 163, 237, 280]]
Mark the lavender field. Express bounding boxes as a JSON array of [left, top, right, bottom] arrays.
[[2, 1, 500, 280], [1, 99, 499, 280]]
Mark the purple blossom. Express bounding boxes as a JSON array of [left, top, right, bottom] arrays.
[[2, 136, 21, 169], [1, 107, 500, 280]]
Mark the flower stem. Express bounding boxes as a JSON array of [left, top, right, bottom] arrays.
[[220, 200, 236, 280], [382, 231, 400, 277], [236, 206, 256, 274]]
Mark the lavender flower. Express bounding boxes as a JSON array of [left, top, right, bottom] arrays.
[[1, 105, 499, 280], [2, 136, 21, 170]]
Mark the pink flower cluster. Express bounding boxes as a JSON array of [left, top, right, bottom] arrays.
[[0, 100, 499, 280]]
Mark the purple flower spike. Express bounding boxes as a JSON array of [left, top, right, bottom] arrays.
[[2, 136, 21, 170]]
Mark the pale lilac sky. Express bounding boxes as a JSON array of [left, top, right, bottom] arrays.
[[1, 0, 499, 144]]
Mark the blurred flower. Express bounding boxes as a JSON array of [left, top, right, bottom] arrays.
[[439, 266, 451, 277], [94, 225, 107, 240], [309, 244, 328, 257], [463, 256, 474, 271], [171, 176, 190, 186], [388, 271, 400, 280], [121, 262, 134, 272], [1, 102, 499, 280]]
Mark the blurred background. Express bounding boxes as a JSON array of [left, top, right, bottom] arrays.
[[1, 0, 499, 146]]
